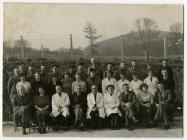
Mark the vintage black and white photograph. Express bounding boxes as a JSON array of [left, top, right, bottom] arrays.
[[2, 2, 184, 137]]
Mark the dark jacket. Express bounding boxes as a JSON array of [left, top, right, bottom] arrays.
[[86, 76, 102, 93], [158, 76, 175, 92], [158, 66, 174, 82], [13, 93, 33, 117], [119, 91, 137, 108], [72, 92, 87, 111], [155, 89, 173, 104]]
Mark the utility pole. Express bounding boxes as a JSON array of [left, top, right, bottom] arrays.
[[164, 36, 167, 59], [41, 44, 44, 58], [70, 34, 73, 60], [20, 35, 24, 59], [120, 35, 124, 61]]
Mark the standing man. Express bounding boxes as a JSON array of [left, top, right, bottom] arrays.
[[87, 58, 103, 78], [76, 64, 87, 82], [8, 67, 20, 103], [103, 63, 113, 78], [158, 59, 174, 82], [86, 68, 102, 93], [39, 65, 48, 83], [48, 65, 61, 83], [27, 66, 35, 83], [128, 60, 138, 80], [115, 61, 128, 81], [18, 64, 26, 75], [158, 69, 175, 94]]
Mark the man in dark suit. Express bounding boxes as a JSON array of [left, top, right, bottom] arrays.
[[158, 59, 174, 82], [158, 68, 175, 95], [86, 68, 102, 93], [114, 61, 128, 81], [87, 58, 103, 78]]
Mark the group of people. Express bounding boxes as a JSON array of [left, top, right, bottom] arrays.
[[7, 58, 175, 135]]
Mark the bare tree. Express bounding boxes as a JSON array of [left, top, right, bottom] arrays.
[[170, 22, 183, 47], [134, 18, 158, 61], [83, 22, 101, 56]]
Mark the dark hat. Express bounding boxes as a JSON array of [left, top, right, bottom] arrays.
[[106, 84, 115, 90], [140, 83, 148, 91]]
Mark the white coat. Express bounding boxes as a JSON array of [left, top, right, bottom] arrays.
[[104, 92, 122, 117], [51, 92, 70, 117], [87, 92, 105, 119]]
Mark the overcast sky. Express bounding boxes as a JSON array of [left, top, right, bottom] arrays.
[[4, 3, 183, 50]]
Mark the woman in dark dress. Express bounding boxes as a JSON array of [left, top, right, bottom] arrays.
[[34, 86, 50, 134], [154, 83, 174, 129], [119, 84, 138, 130], [72, 84, 87, 130], [138, 83, 156, 127]]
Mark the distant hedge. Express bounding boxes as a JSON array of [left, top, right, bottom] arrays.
[[3, 60, 183, 121]]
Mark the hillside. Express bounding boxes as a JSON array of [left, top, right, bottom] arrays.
[[93, 31, 183, 57]]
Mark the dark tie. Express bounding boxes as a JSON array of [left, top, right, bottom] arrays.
[[94, 93, 97, 103]]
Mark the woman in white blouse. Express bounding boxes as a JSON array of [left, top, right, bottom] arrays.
[[144, 70, 158, 97], [104, 84, 122, 130], [129, 73, 143, 97]]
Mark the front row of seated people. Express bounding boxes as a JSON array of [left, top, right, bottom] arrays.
[[13, 82, 173, 135]]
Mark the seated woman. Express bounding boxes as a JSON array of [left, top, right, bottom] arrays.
[[72, 84, 87, 130], [34, 86, 50, 134], [154, 83, 174, 129], [87, 85, 105, 129], [119, 84, 138, 130], [50, 85, 70, 131], [138, 83, 156, 127], [12, 85, 33, 135], [104, 84, 122, 130]]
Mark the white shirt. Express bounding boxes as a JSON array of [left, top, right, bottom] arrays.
[[130, 79, 143, 96], [144, 76, 158, 96], [117, 79, 130, 94], [102, 77, 118, 94]]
